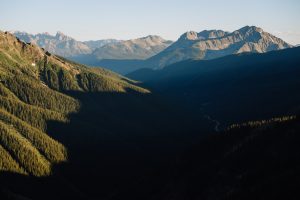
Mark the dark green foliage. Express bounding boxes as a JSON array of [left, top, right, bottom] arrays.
[[0, 31, 149, 178], [77, 72, 121, 92], [3, 75, 79, 113], [0, 109, 67, 163], [0, 81, 68, 176], [77, 72, 90, 91], [0, 144, 26, 174], [43, 65, 60, 90], [40, 63, 79, 91], [0, 121, 51, 176], [58, 69, 79, 90], [227, 115, 296, 130]]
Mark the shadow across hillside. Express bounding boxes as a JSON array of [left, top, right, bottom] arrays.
[[0, 89, 214, 200], [51, 89, 215, 199], [69, 54, 146, 74], [0, 170, 86, 199], [128, 47, 300, 127], [150, 115, 300, 200]]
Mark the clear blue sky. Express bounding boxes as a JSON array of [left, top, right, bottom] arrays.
[[1, 0, 300, 44]]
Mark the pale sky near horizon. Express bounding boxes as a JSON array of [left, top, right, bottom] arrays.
[[1, 0, 300, 44]]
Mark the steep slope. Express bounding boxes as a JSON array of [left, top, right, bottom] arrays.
[[146, 26, 293, 69], [128, 47, 300, 126], [0, 31, 149, 177]]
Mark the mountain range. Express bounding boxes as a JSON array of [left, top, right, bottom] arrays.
[[71, 26, 294, 74], [13, 31, 173, 60], [91, 35, 173, 60], [1, 26, 300, 200], [13, 26, 293, 75], [146, 26, 292, 69], [12, 31, 125, 57]]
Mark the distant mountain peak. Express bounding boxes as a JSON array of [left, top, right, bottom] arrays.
[[235, 25, 264, 35], [56, 31, 65, 36], [179, 30, 229, 41], [138, 35, 172, 45], [198, 29, 229, 39], [143, 35, 162, 39], [91, 35, 173, 60], [55, 31, 72, 40], [179, 31, 199, 41], [42, 32, 51, 35], [244, 25, 263, 32]]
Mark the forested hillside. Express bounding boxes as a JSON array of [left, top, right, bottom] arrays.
[[0, 31, 204, 199], [0, 31, 150, 177]]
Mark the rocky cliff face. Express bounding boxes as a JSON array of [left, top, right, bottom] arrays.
[[147, 26, 293, 69]]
